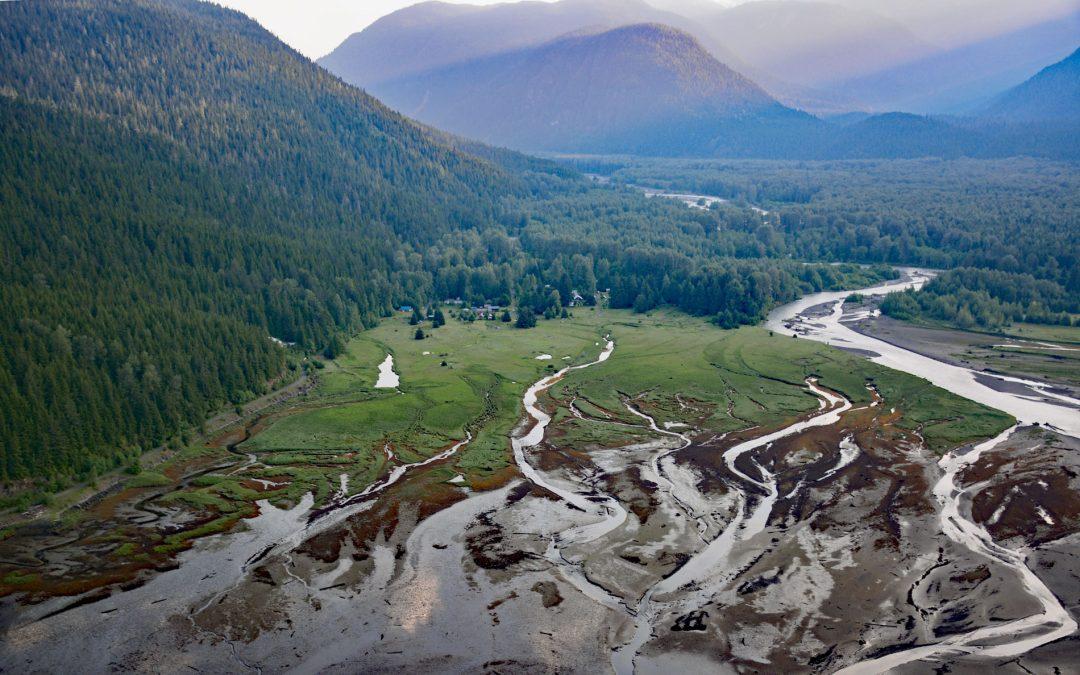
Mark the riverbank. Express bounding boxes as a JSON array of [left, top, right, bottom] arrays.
[[846, 312, 1080, 401], [0, 367, 315, 529]]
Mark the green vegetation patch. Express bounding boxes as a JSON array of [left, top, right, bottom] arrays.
[[125, 471, 173, 489], [248, 312, 615, 482]]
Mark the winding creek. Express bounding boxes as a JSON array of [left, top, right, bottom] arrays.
[[510, 343, 862, 672], [835, 425, 1078, 674], [4, 271, 1078, 672], [770, 272, 1080, 671], [512, 270, 1080, 672]]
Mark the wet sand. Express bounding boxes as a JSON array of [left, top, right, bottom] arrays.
[[2, 277, 1079, 673], [848, 314, 1080, 402]]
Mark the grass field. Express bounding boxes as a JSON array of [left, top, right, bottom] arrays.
[[0, 305, 1016, 597], [997, 323, 1080, 345], [257, 308, 1013, 480], [549, 310, 1012, 452], [245, 307, 617, 483], [151, 306, 1013, 516]]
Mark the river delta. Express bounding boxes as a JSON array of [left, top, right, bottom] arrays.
[[1, 271, 1078, 673]]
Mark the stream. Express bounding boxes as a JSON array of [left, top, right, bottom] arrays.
[[515, 270, 1080, 672], [611, 380, 852, 674], [769, 272, 1080, 671], [835, 424, 1078, 673], [4, 272, 1077, 672], [508, 337, 860, 673], [766, 271, 1080, 436]]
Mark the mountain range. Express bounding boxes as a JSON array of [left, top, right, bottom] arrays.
[[837, 12, 1080, 112], [320, 0, 1080, 116], [0, 0, 867, 481], [0, 0, 1077, 482], [983, 47, 1080, 121], [325, 15, 1078, 159]]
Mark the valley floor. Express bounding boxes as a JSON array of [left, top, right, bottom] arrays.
[[1, 301, 1078, 673]]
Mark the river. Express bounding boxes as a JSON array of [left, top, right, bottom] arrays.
[[766, 271, 1080, 672], [766, 270, 1080, 436], [3, 272, 1076, 673]]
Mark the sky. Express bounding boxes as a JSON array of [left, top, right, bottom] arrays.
[[212, 0, 560, 59], [213, 0, 1079, 61]]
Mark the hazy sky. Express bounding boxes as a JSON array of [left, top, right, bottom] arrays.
[[213, 0, 1079, 60], [213, 1, 559, 59]]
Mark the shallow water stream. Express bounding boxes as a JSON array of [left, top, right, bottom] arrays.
[[4, 272, 1077, 672], [770, 273, 1080, 671]]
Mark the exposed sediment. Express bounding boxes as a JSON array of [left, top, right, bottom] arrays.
[[2, 280, 1078, 673]]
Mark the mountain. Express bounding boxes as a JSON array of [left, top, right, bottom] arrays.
[[318, 0, 746, 88], [320, 1, 860, 114], [361, 20, 1078, 159], [982, 47, 1080, 121], [0, 0, 891, 488], [0, 0, 545, 482], [369, 23, 818, 155], [837, 12, 1080, 113], [321, 0, 1078, 117]]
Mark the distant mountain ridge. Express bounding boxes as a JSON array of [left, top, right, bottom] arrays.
[[367, 23, 818, 155], [837, 12, 1080, 113], [352, 19, 1077, 160], [982, 47, 1080, 121], [317, 0, 852, 111], [321, 0, 1080, 116], [318, 0, 749, 88]]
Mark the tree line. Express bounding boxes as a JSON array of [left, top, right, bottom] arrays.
[[881, 268, 1077, 330]]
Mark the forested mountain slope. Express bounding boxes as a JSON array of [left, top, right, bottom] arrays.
[[983, 47, 1080, 121], [0, 0, 890, 487], [0, 0, 529, 483], [370, 23, 816, 155], [9, 0, 1068, 494]]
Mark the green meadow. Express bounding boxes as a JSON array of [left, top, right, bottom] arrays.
[[550, 311, 1012, 452], [244, 306, 1012, 496], [77, 305, 1011, 563], [244, 307, 618, 482]]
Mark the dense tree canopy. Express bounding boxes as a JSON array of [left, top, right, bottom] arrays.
[[0, 0, 1060, 489], [881, 269, 1078, 330], [587, 158, 1080, 292]]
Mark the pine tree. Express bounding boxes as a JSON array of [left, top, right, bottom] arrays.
[[515, 308, 537, 329]]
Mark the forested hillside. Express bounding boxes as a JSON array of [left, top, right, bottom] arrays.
[[881, 268, 1078, 330], [585, 158, 1079, 293], [0, 0, 889, 488], [0, 0, 533, 484], [983, 47, 1080, 121]]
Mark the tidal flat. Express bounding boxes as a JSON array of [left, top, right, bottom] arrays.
[[3, 302, 1078, 674]]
